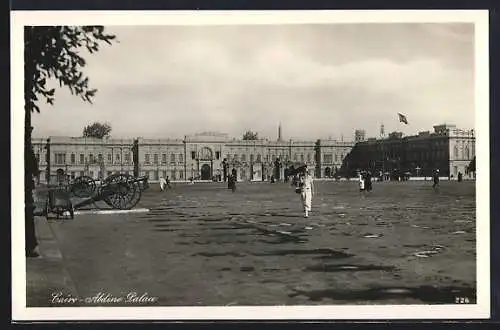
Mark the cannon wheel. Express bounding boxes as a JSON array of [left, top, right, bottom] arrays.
[[102, 173, 142, 210], [71, 176, 97, 198]]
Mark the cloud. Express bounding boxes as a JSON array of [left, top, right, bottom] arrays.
[[33, 23, 475, 140]]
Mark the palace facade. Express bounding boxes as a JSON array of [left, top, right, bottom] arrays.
[[31, 123, 475, 183], [32, 131, 354, 182], [339, 124, 476, 179]]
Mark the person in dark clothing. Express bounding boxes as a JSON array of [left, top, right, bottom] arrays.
[[229, 174, 237, 192], [458, 172, 463, 182], [227, 169, 237, 192], [432, 169, 440, 189], [365, 171, 373, 192]]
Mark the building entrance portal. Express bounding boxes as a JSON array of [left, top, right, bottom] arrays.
[[201, 164, 211, 180]]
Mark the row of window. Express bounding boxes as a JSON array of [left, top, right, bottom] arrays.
[[40, 151, 347, 166], [224, 153, 321, 163], [144, 153, 184, 165], [65, 170, 186, 181], [39, 152, 133, 165]]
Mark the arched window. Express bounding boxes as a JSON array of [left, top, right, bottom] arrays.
[[241, 154, 246, 162], [200, 147, 213, 160], [256, 154, 261, 162], [465, 145, 469, 159], [454, 145, 459, 158], [250, 154, 254, 162]]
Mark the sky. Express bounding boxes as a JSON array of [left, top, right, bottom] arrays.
[[32, 23, 475, 141]]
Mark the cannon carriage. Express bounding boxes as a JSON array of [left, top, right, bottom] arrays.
[[38, 173, 149, 219]]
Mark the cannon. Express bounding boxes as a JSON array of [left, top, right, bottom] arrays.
[[39, 173, 149, 219]]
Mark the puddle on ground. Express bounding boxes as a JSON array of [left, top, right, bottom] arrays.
[[363, 233, 383, 239], [253, 248, 353, 259], [303, 264, 396, 273], [413, 245, 446, 258], [192, 239, 251, 245], [262, 267, 290, 272], [178, 233, 201, 238], [232, 222, 307, 244], [260, 238, 308, 245], [205, 226, 243, 230], [194, 251, 246, 257], [209, 232, 252, 237], [288, 285, 476, 304]]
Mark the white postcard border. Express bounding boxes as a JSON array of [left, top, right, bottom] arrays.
[[11, 9, 490, 320]]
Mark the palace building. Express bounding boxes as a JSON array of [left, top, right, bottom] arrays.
[[32, 123, 475, 183], [339, 124, 476, 179], [32, 129, 354, 183]]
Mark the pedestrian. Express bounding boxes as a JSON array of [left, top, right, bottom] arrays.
[[159, 177, 167, 192], [432, 169, 440, 189], [458, 172, 463, 182], [365, 170, 373, 192], [270, 175, 275, 183], [359, 171, 365, 193], [166, 176, 172, 189], [298, 167, 314, 218], [230, 173, 237, 192]]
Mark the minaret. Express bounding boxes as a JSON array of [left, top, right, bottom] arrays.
[[278, 122, 282, 141], [380, 123, 385, 138]]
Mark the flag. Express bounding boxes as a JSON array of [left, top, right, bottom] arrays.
[[398, 113, 408, 124]]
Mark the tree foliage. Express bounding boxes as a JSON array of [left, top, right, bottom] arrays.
[[24, 26, 116, 254], [83, 122, 112, 139], [24, 26, 116, 113], [242, 130, 258, 140]]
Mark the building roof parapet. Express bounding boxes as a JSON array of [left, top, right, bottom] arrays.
[[32, 136, 136, 145], [139, 138, 184, 144]]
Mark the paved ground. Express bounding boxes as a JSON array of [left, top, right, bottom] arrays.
[[28, 180, 476, 306]]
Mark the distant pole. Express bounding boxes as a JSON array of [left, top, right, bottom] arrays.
[[183, 136, 187, 181], [44, 138, 51, 183], [132, 138, 139, 177]]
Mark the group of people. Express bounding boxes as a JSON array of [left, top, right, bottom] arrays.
[[358, 170, 373, 193], [159, 176, 172, 192], [158, 164, 451, 220]]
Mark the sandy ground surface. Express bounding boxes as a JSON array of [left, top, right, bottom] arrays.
[[31, 180, 476, 306]]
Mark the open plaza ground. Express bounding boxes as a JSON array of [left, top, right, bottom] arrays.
[[27, 180, 476, 306]]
